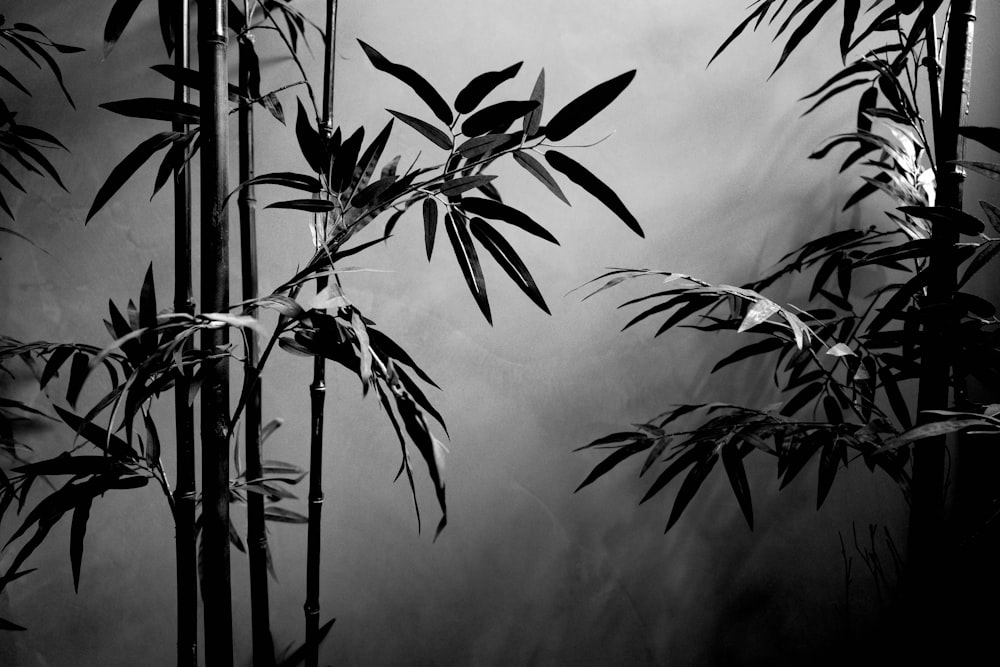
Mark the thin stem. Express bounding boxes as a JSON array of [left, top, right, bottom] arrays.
[[171, 0, 197, 665], [306, 4, 338, 664], [239, 1, 275, 662]]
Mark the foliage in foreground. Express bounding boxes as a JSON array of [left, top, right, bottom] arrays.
[[0, 0, 641, 642], [578, 1, 1000, 534]]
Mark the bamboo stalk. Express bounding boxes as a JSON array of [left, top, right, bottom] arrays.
[[305, 3, 338, 665], [238, 3, 275, 664], [909, 0, 976, 643], [171, 1, 197, 665], [198, 0, 233, 664]]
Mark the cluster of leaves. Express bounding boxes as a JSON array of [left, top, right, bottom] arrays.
[[0, 267, 312, 630], [0, 16, 82, 251], [86, 2, 312, 224], [576, 2, 1000, 533], [259, 40, 643, 325]]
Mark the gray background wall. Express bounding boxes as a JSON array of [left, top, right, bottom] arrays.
[[2, 1, 999, 664]]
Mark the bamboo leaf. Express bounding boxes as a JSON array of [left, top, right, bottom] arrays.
[[953, 160, 1000, 181], [461, 100, 539, 138], [738, 299, 780, 333], [103, 0, 143, 55], [545, 70, 635, 142], [665, 452, 719, 532], [266, 199, 337, 213], [712, 337, 786, 373], [640, 445, 703, 504], [544, 150, 642, 236], [816, 438, 843, 509], [69, 496, 93, 591], [263, 507, 308, 523], [87, 131, 183, 222], [295, 99, 324, 175], [330, 127, 365, 193], [229, 172, 322, 200], [512, 151, 569, 205], [422, 198, 437, 260], [53, 406, 136, 461], [523, 69, 545, 137], [39, 346, 74, 389], [358, 40, 452, 126], [100, 98, 200, 124], [387, 110, 452, 150], [826, 342, 854, 357], [708, 4, 769, 67], [445, 213, 491, 324], [0, 63, 30, 95], [840, 0, 860, 59], [721, 441, 753, 530], [433, 175, 497, 197], [898, 205, 984, 236], [959, 126, 1000, 154], [469, 217, 550, 314], [780, 381, 824, 417], [770, 0, 835, 79], [575, 442, 647, 492], [352, 119, 394, 192], [460, 197, 558, 244], [879, 419, 989, 450], [65, 352, 89, 408], [454, 61, 523, 114]]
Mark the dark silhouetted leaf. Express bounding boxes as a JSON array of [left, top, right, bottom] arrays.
[[840, 0, 860, 59], [665, 451, 719, 532], [445, 213, 491, 324], [959, 126, 1000, 154], [103, 0, 143, 55], [545, 150, 642, 236], [0, 64, 30, 95], [87, 131, 183, 222], [433, 175, 497, 197], [70, 496, 92, 591], [523, 69, 545, 137], [771, 0, 835, 78], [454, 61, 523, 114], [331, 127, 365, 193], [898, 205, 984, 236], [358, 40, 452, 125], [708, 3, 769, 67], [461, 100, 538, 138], [721, 441, 753, 529], [266, 199, 337, 213], [512, 151, 569, 205], [545, 70, 635, 141], [295, 99, 324, 175], [460, 197, 558, 244], [423, 198, 437, 260], [65, 352, 89, 408], [387, 110, 451, 150], [816, 437, 844, 509], [352, 119, 394, 192], [470, 217, 549, 314], [576, 442, 647, 492], [100, 98, 200, 124]]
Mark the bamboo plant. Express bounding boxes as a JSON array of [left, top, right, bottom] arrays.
[[0, 2, 644, 663], [577, 0, 998, 653]]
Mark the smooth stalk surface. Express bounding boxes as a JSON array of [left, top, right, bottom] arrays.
[[198, 0, 233, 664], [171, 2, 197, 665], [238, 4, 275, 664]]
